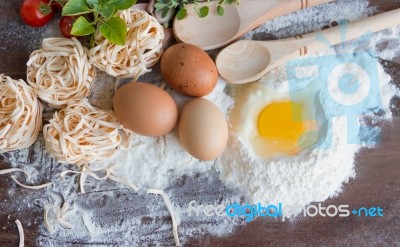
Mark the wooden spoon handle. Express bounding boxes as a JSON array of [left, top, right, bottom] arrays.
[[238, 0, 334, 37], [305, 8, 400, 54], [267, 8, 400, 73]]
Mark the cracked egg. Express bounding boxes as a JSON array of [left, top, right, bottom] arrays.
[[230, 82, 324, 158]]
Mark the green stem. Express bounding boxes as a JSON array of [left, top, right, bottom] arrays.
[[91, 12, 100, 25]]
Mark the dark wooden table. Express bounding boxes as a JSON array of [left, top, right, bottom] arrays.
[[1, 0, 399, 246]]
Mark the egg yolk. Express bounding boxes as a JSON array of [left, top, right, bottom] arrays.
[[257, 101, 316, 156]]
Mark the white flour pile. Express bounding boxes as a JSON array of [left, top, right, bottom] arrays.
[[1, 0, 400, 246], [219, 49, 396, 217]]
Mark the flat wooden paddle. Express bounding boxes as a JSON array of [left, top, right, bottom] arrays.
[[173, 0, 334, 50], [216, 8, 400, 84]]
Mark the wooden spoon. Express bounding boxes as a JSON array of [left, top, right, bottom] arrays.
[[173, 0, 334, 50], [216, 8, 400, 84]]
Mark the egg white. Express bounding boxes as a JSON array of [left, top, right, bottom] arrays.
[[230, 82, 321, 159]]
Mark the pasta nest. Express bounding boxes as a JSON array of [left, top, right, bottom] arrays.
[[89, 9, 164, 80], [43, 99, 123, 166], [27, 37, 96, 109], [0, 75, 43, 154]]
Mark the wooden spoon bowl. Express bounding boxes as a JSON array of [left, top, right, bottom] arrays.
[[173, 0, 334, 50], [217, 41, 272, 83]]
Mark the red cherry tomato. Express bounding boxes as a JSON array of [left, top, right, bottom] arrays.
[[20, 0, 54, 27], [59, 16, 78, 38]]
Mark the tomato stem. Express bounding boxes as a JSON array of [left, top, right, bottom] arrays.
[[39, 2, 52, 15]]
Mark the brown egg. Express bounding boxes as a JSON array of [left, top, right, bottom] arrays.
[[179, 98, 229, 161], [161, 43, 218, 97], [113, 82, 178, 137]]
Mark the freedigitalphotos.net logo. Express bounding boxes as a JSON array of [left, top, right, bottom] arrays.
[[286, 23, 383, 147], [187, 201, 384, 223]]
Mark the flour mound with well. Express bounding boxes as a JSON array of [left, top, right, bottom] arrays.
[[218, 49, 396, 217]]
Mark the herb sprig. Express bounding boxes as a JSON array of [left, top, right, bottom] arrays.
[[62, 0, 137, 46], [154, 0, 240, 20]]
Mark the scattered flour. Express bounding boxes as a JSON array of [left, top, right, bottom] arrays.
[[244, 0, 377, 40]]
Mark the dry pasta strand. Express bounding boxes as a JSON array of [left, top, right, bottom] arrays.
[[56, 202, 74, 229], [79, 166, 87, 194], [0, 167, 51, 190], [10, 176, 52, 190], [147, 189, 180, 246], [60, 164, 139, 193], [60, 169, 111, 181], [15, 219, 24, 247], [44, 202, 74, 234], [44, 205, 55, 234]]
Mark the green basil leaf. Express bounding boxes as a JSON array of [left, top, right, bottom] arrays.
[[86, 0, 99, 7], [176, 8, 187, 20], [99, 17, 127, 45], [154, 2, 166, 10], [62, 0, 91, 16], [217, 5, 224, 16], [218, 0, 224, 4], [95, 4, 115, 19], [107, 0, 137, 10], [198, 6, 209, 18], [71, 16, 96, 36], [226, 0, 234, 3]]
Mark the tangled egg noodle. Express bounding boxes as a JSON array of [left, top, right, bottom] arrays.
[[43, 99, 123, 166], [89, 9, 164, 80], [0, 75, 43, 154], [27, 37, 96, 109]]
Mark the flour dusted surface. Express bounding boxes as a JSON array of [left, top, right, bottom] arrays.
[[1, 0, 399, 246]]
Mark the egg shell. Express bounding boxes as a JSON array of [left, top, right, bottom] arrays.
[[113, 82, 178, 137], [179, 98, 228, 161], [161, 43, 218, 97]]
